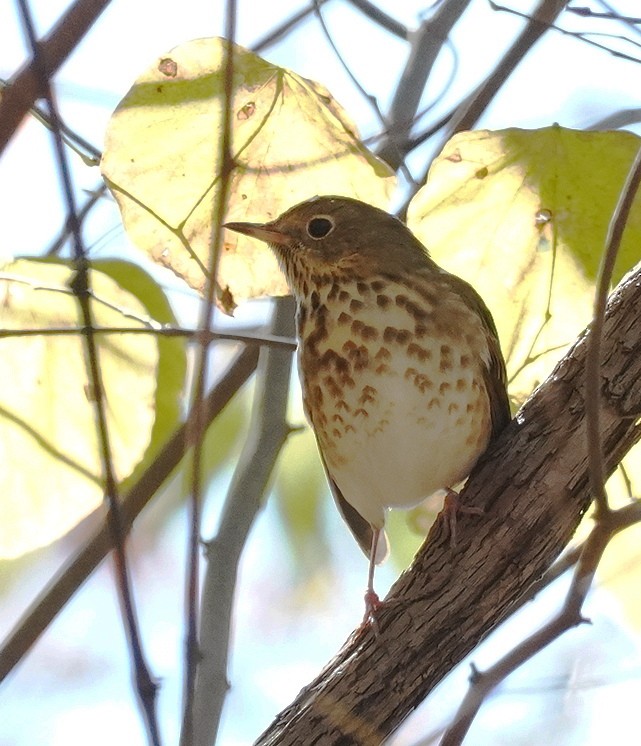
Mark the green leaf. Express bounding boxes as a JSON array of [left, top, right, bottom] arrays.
[[101, 37, 396, 312], [0, 258, 186, 558], [407, 125, 641, 403]]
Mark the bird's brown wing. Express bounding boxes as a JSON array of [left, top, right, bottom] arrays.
[[440, 272, 511, 440]]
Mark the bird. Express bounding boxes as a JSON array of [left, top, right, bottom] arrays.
[[224, 195, 510, 623]]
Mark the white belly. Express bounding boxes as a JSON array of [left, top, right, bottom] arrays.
[[298, 281, 492, 529]]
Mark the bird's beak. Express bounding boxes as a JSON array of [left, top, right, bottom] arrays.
[[224, 220, 289, 247]]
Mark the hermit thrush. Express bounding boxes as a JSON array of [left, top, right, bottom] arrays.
[[225, 196, 510, 621]]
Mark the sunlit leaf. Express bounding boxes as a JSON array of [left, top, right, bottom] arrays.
[[407, 126, 641, 404], [0, 258, 185, 558], [101, 37, 395, 312]]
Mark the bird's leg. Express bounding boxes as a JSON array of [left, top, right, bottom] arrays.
[[443, 487, 484, 547], [362, 528, 382, 626]]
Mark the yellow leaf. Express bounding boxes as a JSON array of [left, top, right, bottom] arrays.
[[407, 126, 641, 403], [0, 259, 162, 558], [101, 37, 395, 312]]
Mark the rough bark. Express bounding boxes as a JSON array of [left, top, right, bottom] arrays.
[[256, 263, 641, 745]]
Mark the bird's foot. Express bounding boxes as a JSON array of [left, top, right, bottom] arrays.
[[358, 588, 382, 636], [443, 487, 484, 547]]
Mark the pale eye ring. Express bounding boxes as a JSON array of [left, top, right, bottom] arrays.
[[306, 215, 335, 239]]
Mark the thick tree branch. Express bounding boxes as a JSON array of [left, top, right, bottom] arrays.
[[256, 262, 641, 744]]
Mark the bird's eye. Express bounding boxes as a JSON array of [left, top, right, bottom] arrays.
[[306, 215, 335, 239]]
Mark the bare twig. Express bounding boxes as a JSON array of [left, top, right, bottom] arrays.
[[0, 0, 112, 155], [493, 2, 641, 64], [585, 143, 641, 519], [16, 2, 160, 741], [449, 0, 569, 133], [46, 183, 108, 255], [180, 5, 238, 743], [192, 296, 296, 746], [253, 0, 331, 53], [0, 324, 297, 350], [400, 0, 568, 216], [440, 502, 641, 745], [0, 345, 259, 685], [377, 0, 471, 170], [347, 0, 408, 40]]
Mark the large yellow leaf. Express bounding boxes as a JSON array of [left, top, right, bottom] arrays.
[[101, 37, 395, 312], [0, 259, 183, 558], [407, 126, 641, 403]]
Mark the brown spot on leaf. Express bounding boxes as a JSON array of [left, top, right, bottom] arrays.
[[158, 58, 178, 77], [237, 102, 256, 120]]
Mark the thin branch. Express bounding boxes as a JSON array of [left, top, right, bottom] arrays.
[[440, 502, 641, 745], [401, 0, 568, 216], [346, 0, 408, 39], [0, 0, 112, 155], [253, 0, 331, 53], [585, 144, 641, 519], [452, 0, 569, 133], [180, 5, 238, 743], [493, 2, 641, 64], [192, 296, 296, 746], [0, 324, 297, 350], [17, 2, 160, 739], [46, 183, 108, 255], [0, 77, 102, 166], [568, 6, 641, 23], [377, 0, 472, 170], [0, 345, 259, 685]]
